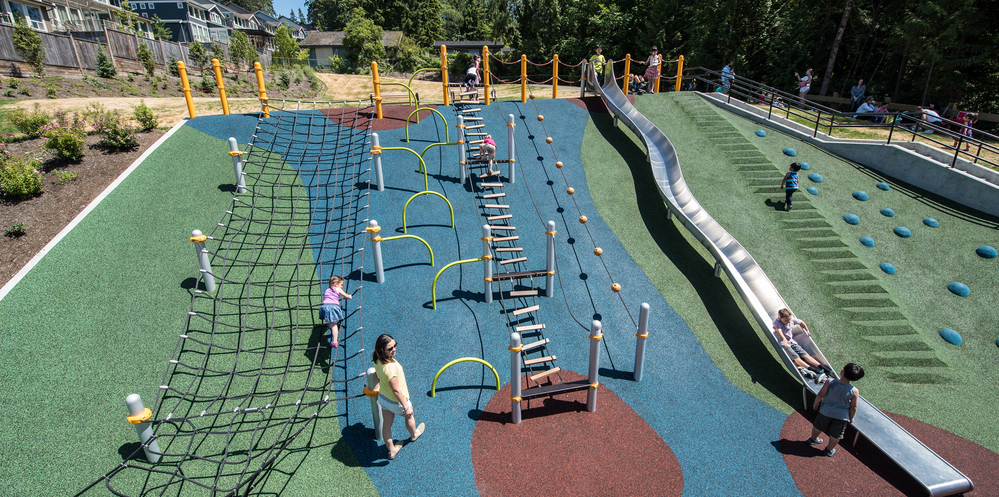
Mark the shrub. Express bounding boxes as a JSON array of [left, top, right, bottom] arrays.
[[4, 90, 13, 98], [303, 66, 323, 92], [95, 48, 116, 78], [0, 153, 44, 197], [4, 222, 26, 237], [127, 73, 134, 82], [167, 53, 180, 77], [7, 105, 50, 138], [328, 55, 347, 73], [294, 68, 303, 84], [137, 42, 155, 76], [278, 70, 291, 89], [133, 99, 157, 131], [46, 88, 56, 99], [199, 76, 215, 93], [56, 170, 78, 184], [12, 15, 44, 76], [93, 113, 138, 149], [43, 130, 84, 160], [18, 88, 29, 96], [188, 42, 209, 71], [82, 102, 111, 129], [7, 78, 18, 89]]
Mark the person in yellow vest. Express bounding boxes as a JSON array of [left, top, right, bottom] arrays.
[[373, 334, 426, 459], [589, 44, 606, 85]]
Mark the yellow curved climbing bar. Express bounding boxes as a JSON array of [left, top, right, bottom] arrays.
[[405, 107, 450, 143], [431, 257, 483, 310], [418, 141, 460, 171], [407, 67, 438, 93], [378, 234, 435, 266], [402, 191, 454, 234], [380, 146, 431, 191], [430, 357, 500, 398]]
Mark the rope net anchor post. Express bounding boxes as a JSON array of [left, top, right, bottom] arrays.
[[125, 393, 161, 463], [211, 58, 229, 115], [367, 220, 384, 283], [371, 133, 384, 191], [507, 114, 516, 183], [520, 54, 527, 103], [372, 61, 383, 119], [580, 61, 587, 98], [587, 320, 602, 412], [363, 367, 383, 441], [190, 229, 215, 292], [227, 137, 247, 194], [553, 54, 559, 99], [177, 61, 195, 118], [509, 332, 523, 424], [482, 224, 493, 303], [253, 61, 269, 118], [545, 220, 556, 297], [634, 302, 650, 381]]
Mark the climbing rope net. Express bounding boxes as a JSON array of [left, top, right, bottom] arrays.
[[83, 100, 373, 496]]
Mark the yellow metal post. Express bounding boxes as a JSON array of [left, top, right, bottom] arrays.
[[520, 54, 527, 103], [441, 45, 450, 106], [675, 55, 684, 92], [178, 61, 196, 118], [553, 54, 559, 99], [372, 61, 382, 119], [483, 46, 491, 105], [253, 62, 269, 118], [623, 54, 631, 95], [212, 59, 229, 115]]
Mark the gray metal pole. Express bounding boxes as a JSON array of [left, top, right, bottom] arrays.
[[191, 230, 215, 292], [483, 224, 493, 304], [510, 332, 522, 424], [372, 133, 384, 192], [507, 113, 516, 184], [227, 137, 247, 194], [580, 62, 587, 98], [714, 262, 722, 278], [125, 393, 161, 463], [365, 367, 383, 441], [545, 220, 555, 298], [634, 302, 650, 382], [587, 320, 602, 412], [368, 220, 384, 284], [457, 116, 466, 185]]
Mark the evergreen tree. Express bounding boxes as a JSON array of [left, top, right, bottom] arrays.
[[151, 15, 173, 40], [298, 8, 306, 25], [95, 48, 117, 78], [137, 41, 155, 76], [188, 41, 210, 70]]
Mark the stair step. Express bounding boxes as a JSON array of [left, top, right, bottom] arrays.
[[528, 367, 562, 382], [483, 204, 510, 209], [493, 235, 519, 242], [481, 193, 506, 199], [495, 247, 523, 252], [499, 256, 528, 265], [487, 214, 513, 221], [516, 324, 546, 332], [512, 304, 540, 316], [521, 338, 549, 351], [524, 355, 556, 366]]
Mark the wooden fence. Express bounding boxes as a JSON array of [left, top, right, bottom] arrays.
[[0, 25, 271, 76]]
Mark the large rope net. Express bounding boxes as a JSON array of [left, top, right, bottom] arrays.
[[81, 101, 373, 496]]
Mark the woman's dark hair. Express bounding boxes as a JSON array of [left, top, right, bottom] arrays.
[[372, 334, 395, 364]]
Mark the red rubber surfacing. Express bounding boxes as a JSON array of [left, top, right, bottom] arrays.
[[780, 410, 999, 496], [471, 370, 682, 496], [321, 105, 439, 131]]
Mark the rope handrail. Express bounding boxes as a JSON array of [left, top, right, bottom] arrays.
[[526, 58, 553, 66], [526, 76, 554, 85], [488, 52, 520, 64], [558, 59, 585, 68]]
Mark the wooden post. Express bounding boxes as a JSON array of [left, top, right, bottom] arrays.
[[158, 37, 167, 65], [66, 31, 86, 76], [103, 24, 116, 66], [179, 41, 188, 65]]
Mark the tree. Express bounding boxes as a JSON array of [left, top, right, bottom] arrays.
[[820, 0, 854, 96], [228, 0, 274, 15], [11, 15, 44, 76], [188, 41, 210, 70], [297, 8, 306, 24], [209, 41, 226, 63], [151, 15, 173, 40], [137, 41, 155, 76], [95, 48, 116, 78], [228, 30, 258, 69], [274, 24, 307, 64], [343, 8, 384, 70]]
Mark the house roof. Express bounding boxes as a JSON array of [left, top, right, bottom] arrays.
[[301, 30, 403, 48]]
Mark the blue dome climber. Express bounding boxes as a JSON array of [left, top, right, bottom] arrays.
[[939, 328, 962, 345], [853, 191, 869, 201], [976, 246, 998, 259], [923, 218, 939, 227], [877, 182, 891, 191], [880, 263, 896, 274], [799, 162, 810, 170], [893, 226, 912, 238], [808, 173, 823, 183], [880, 208, 895, 217], [947, 282, 970, 297], [860, 237, 875, 247], [807, 187, 818, 195], [783, 148, 797, 157], [843, 214, 860, 225], [756, 130, 767, 137]]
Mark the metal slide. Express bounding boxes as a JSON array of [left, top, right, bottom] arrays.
[[586, 63, 973, 496]]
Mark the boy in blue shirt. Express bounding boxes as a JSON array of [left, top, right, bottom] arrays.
[[807, 363, 865, 457]]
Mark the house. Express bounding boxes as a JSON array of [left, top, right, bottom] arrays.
[[433, 40, 506, 56], [223, 2, 274, 51], [255, 11, 308, 41], [0, 0, 153, 37], [301, 30, 402, 68], [129, 0, 227, 44]]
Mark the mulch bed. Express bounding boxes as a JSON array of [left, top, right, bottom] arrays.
[[0, 129, 166, 287]]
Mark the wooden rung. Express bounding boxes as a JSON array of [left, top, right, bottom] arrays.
[[529, 367, 562, 383], [493, 235, 519, 242], [464, 116, 483, 121], [469, 140, 484, 145], [467, 124, 485, 129], [516, 324, 545, 332], [460, 90, 479, 95], [495, 247, 523, 252], [510, 289, 537, 296], [481, 193, 506, 199], [499, 257, 527, 265], [524, 355, 556, 366], [512, 304, 540, 316], [461, 108, 481, 113], [480, 182, 504, 187], [483, 204, 510, 209], [521, 338, 549, 350], [489, 226, 516, 231], [487, 214, 513, 221], [480, 170, 501, 177], [467, 132, 488, 136]]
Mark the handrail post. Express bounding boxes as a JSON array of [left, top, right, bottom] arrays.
[[552, 54, 559, 99], [951, 136, 962, 168], [814, 110, 821, 137], [587, 320, 602, 412], [634, 302, 650, 381], [457, 116, 466, 185], [887, 115, 896, 144], [673, 55, 682, 92], [372, 61, 382, 119], [545, 220, 555, 297], [440, 45, 449, 106], [507, 114, 516, 184], [367, 220, 384, 283], [510, 332, 522, 424], [520, 54, 527, 103], [483, 45, 491, 105], [623, 54, 630, 95], [483, 224, 493, 303], [372, 133, 383, 191]]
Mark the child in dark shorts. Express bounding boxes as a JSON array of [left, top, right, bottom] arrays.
[[807, 363, 865, 457]]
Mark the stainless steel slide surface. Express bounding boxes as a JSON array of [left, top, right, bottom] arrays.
[[586, 63, 972, 496]]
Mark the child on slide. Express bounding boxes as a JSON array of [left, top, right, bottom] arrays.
[[772, 308, 832, 378]]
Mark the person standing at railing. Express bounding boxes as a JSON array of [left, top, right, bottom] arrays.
[[635, 47, 662, 93], [849, 79, 866, 112], [721, 60, 735, 93], [951, 113, 977, 151], [795, 68, 813, 99], [589, 45, 607, 85]]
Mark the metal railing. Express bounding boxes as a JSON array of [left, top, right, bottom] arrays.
[[682, 66, 998, 171]]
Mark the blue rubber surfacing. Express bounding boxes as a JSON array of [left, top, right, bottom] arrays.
[[190, 101, 799, 495]]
